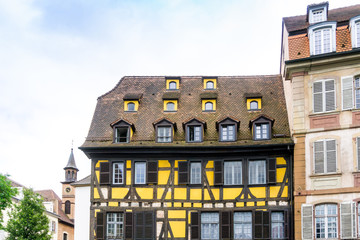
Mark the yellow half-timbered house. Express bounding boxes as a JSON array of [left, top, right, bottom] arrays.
[[80, 76, 293, 239]]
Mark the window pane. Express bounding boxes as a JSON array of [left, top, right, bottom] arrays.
[[127, 102, 135, 111], [315, 204, 337, 239], [248, 160, 266, 184], [169, 81, 177, 89], [157, 126, 171, 142], [166, 102, 175, 111], [115, 127, 129, 143], [234, 212, 252, 239], [107, 213, 124, 239], [250, 101, 258, 110], [224, 161, 242, 185], [221, 125, 235, 141], [190, 162, 201, 184], [206, 81, 214, 89], [135, 162, 146, 184], [205, 102, 213, 111], [271, 212, 284, 239], [201, 213, 219, 240], [188, 126, 202, 142], [255, 123, 269, 140], [113, 163, 124, 184]]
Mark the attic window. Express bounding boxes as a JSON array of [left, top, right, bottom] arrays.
[[164, 100, 178, 112], [203, 78, 217, 89], [250, 115, 274, 141], [202, 99, 216, 111], [184, 118, 206, 143], [111, 119, 135, 143], [166, 78, 180, 90], [308, 3, 328, 24], [153, 118, 176, 143], [217, 117, 240, 142], [247, 98, 261, 110], [308, 22, 336, 55], [124, 101, 139, 112], [350, 15, 360, 48]]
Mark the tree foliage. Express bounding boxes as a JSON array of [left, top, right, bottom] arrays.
[[6, 188, 51, 240], [0, 174, 17, 229]]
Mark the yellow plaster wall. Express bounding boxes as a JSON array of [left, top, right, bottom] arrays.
[[158, 170, 170, 185], [257, 201, 265, 206], [206, 172, 214, 186], [206, 161, 214, 168], [163, 100, 178, 111], [276, 157, 286, 165], [236, 202, 244, 207], [166, 79, 180, 89], [204, 188, 220, 200], [94, 188, 100, 199], [276, 168, 286, 183], [175, 160, 186, 168], [95, 171, 99, 183], [202, 99, 216, 111], [126, 160, 131, 168], [108, 202, 118, 207], [190, 189, 202, 200], [246, 98, 262, 110], [184, 202, 191, 207], [126, 170, 131, 185], [174, 188, 187, 200], [112, 188, 129, 199], [281, 186, 288, 198], [159, 160, 170, 168], [193, 203, 202, 208], [124, 100, 139, 111], [168, 210, 186, 219], [95, 160, 108, 168], [174, 202, 181, 207], [247, 202, 254, 207], [157, 188, 171, 200], [270, 186, 281, 198], [223, 188, 242, 200], [203, 79, 217, 89], [169, 221, 186, 238], [174, 171, 178, 185], [249, 187, 266, 198], [136, 188, 153, 199]]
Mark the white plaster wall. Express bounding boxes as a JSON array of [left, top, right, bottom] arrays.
[[74, 186, 90, 240], [47, 214, 58, 240], [305, 128, 360, 190]]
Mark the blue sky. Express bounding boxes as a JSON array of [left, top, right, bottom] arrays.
[[1, 0, 359, 196]]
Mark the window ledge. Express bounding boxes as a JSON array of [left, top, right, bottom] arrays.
[[308, 111, 340, 117], [124, 110, 137, 113], [309, 172, 342, 178], [164, 110, 177, 113], [203, 110, 216, 112]]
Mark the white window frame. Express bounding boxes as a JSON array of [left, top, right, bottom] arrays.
[[166, 102, 175, 111], [127, 102, 135, 111], [308, 5, 327, 24], [206, 81, 214, 89], [107, 212, 124, 239], [254, 123, 270, 140], [220, 124, 236, 141], [201, 212, 219, 240], [115, 127, 130, 143], [224, 161, 242, 185], [205, 102, 214, 111], [134, 162, 146, 184], [271, 212, 285, 239], [313, 139, 337, 174], [234, 212, 252, 239], [187, 125, 202, 142], [315, 204, 338, 239], [157, 126, 172, 143], [249, 100, 258, 110], [112, 162, 124, 184], [313, 79, 336, 113], [169, 81, 177, 90], [350, 15, 360, 48], [190, 162, 201, 184], [308, 22, 336, 55], [248, 160, 266, 184]]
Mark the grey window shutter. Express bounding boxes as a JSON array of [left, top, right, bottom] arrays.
[[342, 77, 354, 110], [326, 140, 336, 173], [178, 161, 189, 184], [99, 162, 110, 185], [125, 212, 133, 239], [313, 82, 323, 113], [96, 212, 105, 240], [314, 141, 324, 174], [267, 158, 277, 184], [214, 160, 223, 185], [190, 212, 200, 240], [325, 80, 336, 111], [340, 202, 357, 239], [302, 204, 313, 240], [221, 211, 232, 240], [147, 161, 158, 184]]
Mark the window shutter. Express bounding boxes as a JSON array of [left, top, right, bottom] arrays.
[[147, 161, 158, 184], [96, 212, 104, 240], [284, 211, 289, 238], [314, 141, 324, 174], [135, 212, 144, 239], [267, 158, 276, 184], [190, 212, 200, 240], [325, 80, 335, 111], [178, 161, 189, 184], [313, 81, 323, 113], [214, 160, 223, 185], [263, 211, 270, 239], [254, 211, 269, 239], [301, 204, 313, 240], [125, 212, 133, 239], [144, 211, 154, 239], [326, 140, 336, 173], [221, 211, 232, 240], [99, 162, 110, 185], [340, 202, 357, 239], [342, 77, 354, 110]]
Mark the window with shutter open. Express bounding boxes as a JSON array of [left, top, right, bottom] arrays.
[[340, 202, 356, 239], [254, 211, 270, 239], [99, 162, 110, 185], [96, 212, 105, 240], [342, 76, 354, 110], [147, 161, 158, 184], [134, 211, 154, 240], [214, 160, 223, 185], [301, 204, 313, 240], [313, 79, 335, 113], [125, 212, 133, 239], [191, 212, 200, 240], [221, 211, 232, 240], [314, 139, 336, 174], [178, 161, 189, 184]]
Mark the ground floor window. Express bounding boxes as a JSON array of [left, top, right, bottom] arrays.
[[271, 212, 285, 239], [107, 213, 124, 239], [234, 212, 252, 239], [201, 212, 219, 240], [315, 204, 337, 239]]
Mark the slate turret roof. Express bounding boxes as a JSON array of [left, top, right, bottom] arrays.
[[64, 148, 78, 171]]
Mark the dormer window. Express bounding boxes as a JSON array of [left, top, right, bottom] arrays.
[[110, 119, 135, 143], [307, 3, 328, 24], [127, 102, 135, 111], [203, 78, 217, 89], [153, 118, 177, 143], [250, 101, 258, 110], [123, 93, 142, 112], [246, 97, 262, 110], [164, 100, 178, 112], [205, 101, 214, 111], [166, 78, 180, 90], [249, 115, 274, 141], [216, 117, 240, 142], [308, 22, 336, 55], [183, 118, 206, 143], [350, 15, 360, 48]]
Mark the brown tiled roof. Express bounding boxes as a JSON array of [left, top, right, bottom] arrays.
[[283, 4, 360, 33], [162, 92, 180, 99], [81, 76, 291, 148], [123, 93, 142, 100]]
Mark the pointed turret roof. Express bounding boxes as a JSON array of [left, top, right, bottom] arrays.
[[64, 148, 79, 171]]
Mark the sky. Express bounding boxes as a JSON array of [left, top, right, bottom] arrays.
[[1, 0, 359, 197]]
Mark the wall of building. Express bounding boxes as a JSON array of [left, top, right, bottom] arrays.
[[58, 223, 74, 240], [74, 186, 90, 240]]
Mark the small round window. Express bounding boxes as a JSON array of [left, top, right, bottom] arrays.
[[127, 102, 135, 111], [206, 81, 214, 89], [205, 102, 213, 111], [250, 101, 258, 110], [169, 81, 177, 90], [166, 102, 175, 111]]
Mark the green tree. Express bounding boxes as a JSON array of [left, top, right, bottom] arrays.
[[0, 174, 17, 229], [6, 188, 51, 240]]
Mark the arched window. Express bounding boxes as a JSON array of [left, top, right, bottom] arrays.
[[205, 102, 213, 111], [169, 81, 177, 90], [67, 170, 70, 179], [127, 102, 135, 111], [65, 200, 71, 214], [206, 81, 214, 89], [71, 171, 74, 179], [63, 233, 68, 240], [315, 204, 338, 239], [250, 101, 258, 110], [166, 102, 175, 111]]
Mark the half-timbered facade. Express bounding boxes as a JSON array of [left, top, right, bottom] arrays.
[[80, 76, 293, 239]]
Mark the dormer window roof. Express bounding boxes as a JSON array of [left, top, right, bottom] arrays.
[[307, 2, 329, 24], [110, 119, 136, 143], [249, 115, 275, 141], [153, 118, 177, 143]]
